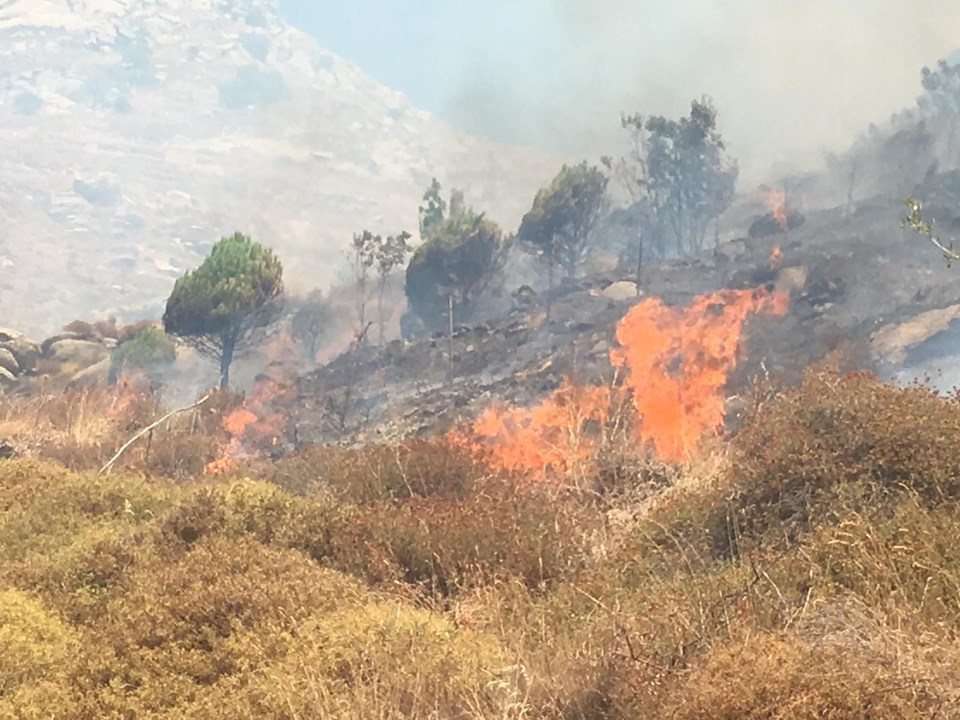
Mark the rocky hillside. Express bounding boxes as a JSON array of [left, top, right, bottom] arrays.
[[0, 0, 560, 337]]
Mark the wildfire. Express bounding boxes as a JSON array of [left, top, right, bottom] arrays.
[[612, 285, 789, 463], [768, 244, 783, 268], [454, 284, 790, 474], [204, 377, 289, 474], [106, 370, 150, 420], [761, 186, 788, 231], [451, 380, 612, 478]]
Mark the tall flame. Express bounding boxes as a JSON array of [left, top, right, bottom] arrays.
[[612, 286, 789, 463], [453, 284, 790, 474]]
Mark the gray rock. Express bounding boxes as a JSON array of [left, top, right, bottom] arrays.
[[0, 328, 40, 372], [601, 281, 640, 302], [42, 331, 95, 357], [47, 339, 110, 368], [0, 348, 19, 376], [0, 366, 16, 388], [67, 358, 112, 389]]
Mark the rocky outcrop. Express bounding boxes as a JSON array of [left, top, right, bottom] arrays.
[[0, 348, 18, 376], [45, 338, 110, 368], [67, 358, 112, 389], [0, 328, 40, 374]]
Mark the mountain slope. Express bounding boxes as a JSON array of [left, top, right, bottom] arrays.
[[0, 0, 559, 336]]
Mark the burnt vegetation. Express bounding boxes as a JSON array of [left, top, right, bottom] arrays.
[[7, 58, 960, 719]]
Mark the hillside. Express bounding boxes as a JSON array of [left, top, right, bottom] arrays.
[[0, 0, 559, 337]]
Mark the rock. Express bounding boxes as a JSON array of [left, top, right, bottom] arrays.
[[601, 281, 640, 301], [775, 266, 808, 293], [67, 358, 112, 389], [0, 328, 40, 372], [41, 331, 96, 357], [0, 439, 16, 459], [0, 366, 17, 388], [0, 348, 19, 376], [47, 339, 110, 368]]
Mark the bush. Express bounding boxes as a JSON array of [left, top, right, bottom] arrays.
[[270, 439, 489, 501], [109, 325, 176, 382], [723, 369, 960, 550], [0, 589, 80, 697]]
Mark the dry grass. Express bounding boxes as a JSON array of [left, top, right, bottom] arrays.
[[3, 368, 960, 717]]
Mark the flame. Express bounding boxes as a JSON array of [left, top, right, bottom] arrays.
[[761, 186, 788, 231], [451, 380, 611, 478], [106, 371, 150, 420], [453, 284, 790, 474], [611, 286, 789, 463], [205, 377, 289, 474]]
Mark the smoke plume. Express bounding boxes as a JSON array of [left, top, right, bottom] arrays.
[[444, 0, 960, 184]]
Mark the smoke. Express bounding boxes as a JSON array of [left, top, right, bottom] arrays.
[[444, 0, 960, 185]]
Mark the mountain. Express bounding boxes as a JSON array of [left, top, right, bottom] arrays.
[[0, 0, 560, 337]]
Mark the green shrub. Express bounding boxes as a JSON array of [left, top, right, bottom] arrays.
[[109, 325, 176, 382]]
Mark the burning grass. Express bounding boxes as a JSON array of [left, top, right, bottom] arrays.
[[5, 370, 960, 716]]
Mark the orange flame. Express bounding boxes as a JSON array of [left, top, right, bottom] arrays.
[[451, 380, 611, 478], [761, 186, 788, 231], [612, 286, 789, 463], [205, 377, 288, 474], [106, 371, 151, 420], [453, 284, 790, 474]]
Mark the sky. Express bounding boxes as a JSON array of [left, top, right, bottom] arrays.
[[279, 0, 960, 184]]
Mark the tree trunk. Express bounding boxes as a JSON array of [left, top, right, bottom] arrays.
[[377, 280, 386, 346], [219, 333, 236, 389], [635, 227, 644, 294]]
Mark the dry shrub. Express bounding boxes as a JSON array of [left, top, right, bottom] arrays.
[[661, 632, 933, 719], [0, 458, 168, 564], [270, 438, 489, 501], [334, 479, 596, 595], [0, 589, 80, 698], [725, 368, 960, 550], [182, 602, 507, 720], [74, 536, 366, 716]]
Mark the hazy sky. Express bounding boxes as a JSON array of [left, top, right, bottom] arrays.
[[279, 1, 960, 184]]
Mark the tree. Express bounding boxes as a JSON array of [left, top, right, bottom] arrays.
[[405, 188, 504, 331], [418, 178, 446, 239], [517, 162, 609, 282], [372, 231, 413, 344], [902, 197, 960, 266], [163, 232, 283, 389], [919, 59, 960, 165], [608, 96, 738, 258], [350, 230, 377, 335], [290, 289, 330, 361]]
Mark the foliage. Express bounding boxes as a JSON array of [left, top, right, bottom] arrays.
[[163, 232, 284, 388], [109, 325, 176, 382], [8, 369, 960, 717], [724, 368, 960, 551], [607, 96, 737, 258], [418, 177, 446, 239], [405, 183, 504, 330], [518, 161, 609, 279], [350, 229, 413, 344], [902, 196, 960, 265]]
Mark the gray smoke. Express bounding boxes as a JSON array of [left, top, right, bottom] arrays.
[[444, 0, 960, 185]]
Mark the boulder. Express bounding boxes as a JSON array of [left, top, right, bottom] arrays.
[[0, 328, 40, 372], [0, 348, 19, 376], [600, 281, 640, 302], [41, 331, 97, 357], [0, 366, 16, 388], [67, 358, 112, 389], [47, 338, 110, 368]]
